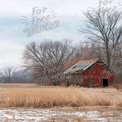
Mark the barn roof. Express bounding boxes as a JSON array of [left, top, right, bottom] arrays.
[[64, 59, 99, 75]]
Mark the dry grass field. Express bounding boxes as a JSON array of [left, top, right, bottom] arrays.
[[0, 83, 121, 121], [0, 83, 121, 108]]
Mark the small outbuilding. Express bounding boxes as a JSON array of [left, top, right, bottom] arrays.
[[64, 59, 114, 87]]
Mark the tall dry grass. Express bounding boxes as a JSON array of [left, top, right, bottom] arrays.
[[0, 87, 121, 108]]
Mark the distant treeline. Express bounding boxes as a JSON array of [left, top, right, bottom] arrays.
[[0, 68, 32, 83]]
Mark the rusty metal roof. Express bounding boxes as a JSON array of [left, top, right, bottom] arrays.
[[64, 59, 99, 75]]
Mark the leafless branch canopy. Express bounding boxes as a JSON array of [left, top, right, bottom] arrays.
[[23, 40, 75, 85], [81, 0, 122, 71]]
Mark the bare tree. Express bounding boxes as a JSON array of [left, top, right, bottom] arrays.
[[23, 40, 75, 85], [0, 67, 15, 82], [73, 41, 104, 61], [81, 0, 122, 71]]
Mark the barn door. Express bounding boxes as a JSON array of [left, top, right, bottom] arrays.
[[103, 79, 109, 87]]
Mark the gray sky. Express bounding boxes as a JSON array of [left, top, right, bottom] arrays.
[[0, 0, 116, 68]]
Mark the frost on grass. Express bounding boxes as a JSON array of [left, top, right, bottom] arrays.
[[0, 109, 121, 122]]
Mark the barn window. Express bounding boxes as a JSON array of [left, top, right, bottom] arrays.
[[89, 79, 94, 87]]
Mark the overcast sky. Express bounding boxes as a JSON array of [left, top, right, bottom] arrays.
[[0, 0, 113, 69]]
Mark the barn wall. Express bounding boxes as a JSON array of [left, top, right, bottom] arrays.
[[72, 74, 83, 85], [66, 73, 83, 86], [83, 64, 114, 87]]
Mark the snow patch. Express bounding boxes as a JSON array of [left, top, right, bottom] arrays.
[[0, 109, 121, 122]]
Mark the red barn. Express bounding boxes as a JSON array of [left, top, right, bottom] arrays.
[[64, 59, 114, 87]]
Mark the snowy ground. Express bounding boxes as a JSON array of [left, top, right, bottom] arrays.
[[0, 109, 121, 122]]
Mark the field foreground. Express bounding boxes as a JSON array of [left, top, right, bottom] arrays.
[[0, 84, 121, 108], [0, 84, 121, 121]]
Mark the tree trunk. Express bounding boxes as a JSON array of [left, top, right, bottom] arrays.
[[106, 42, 111, 67]]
